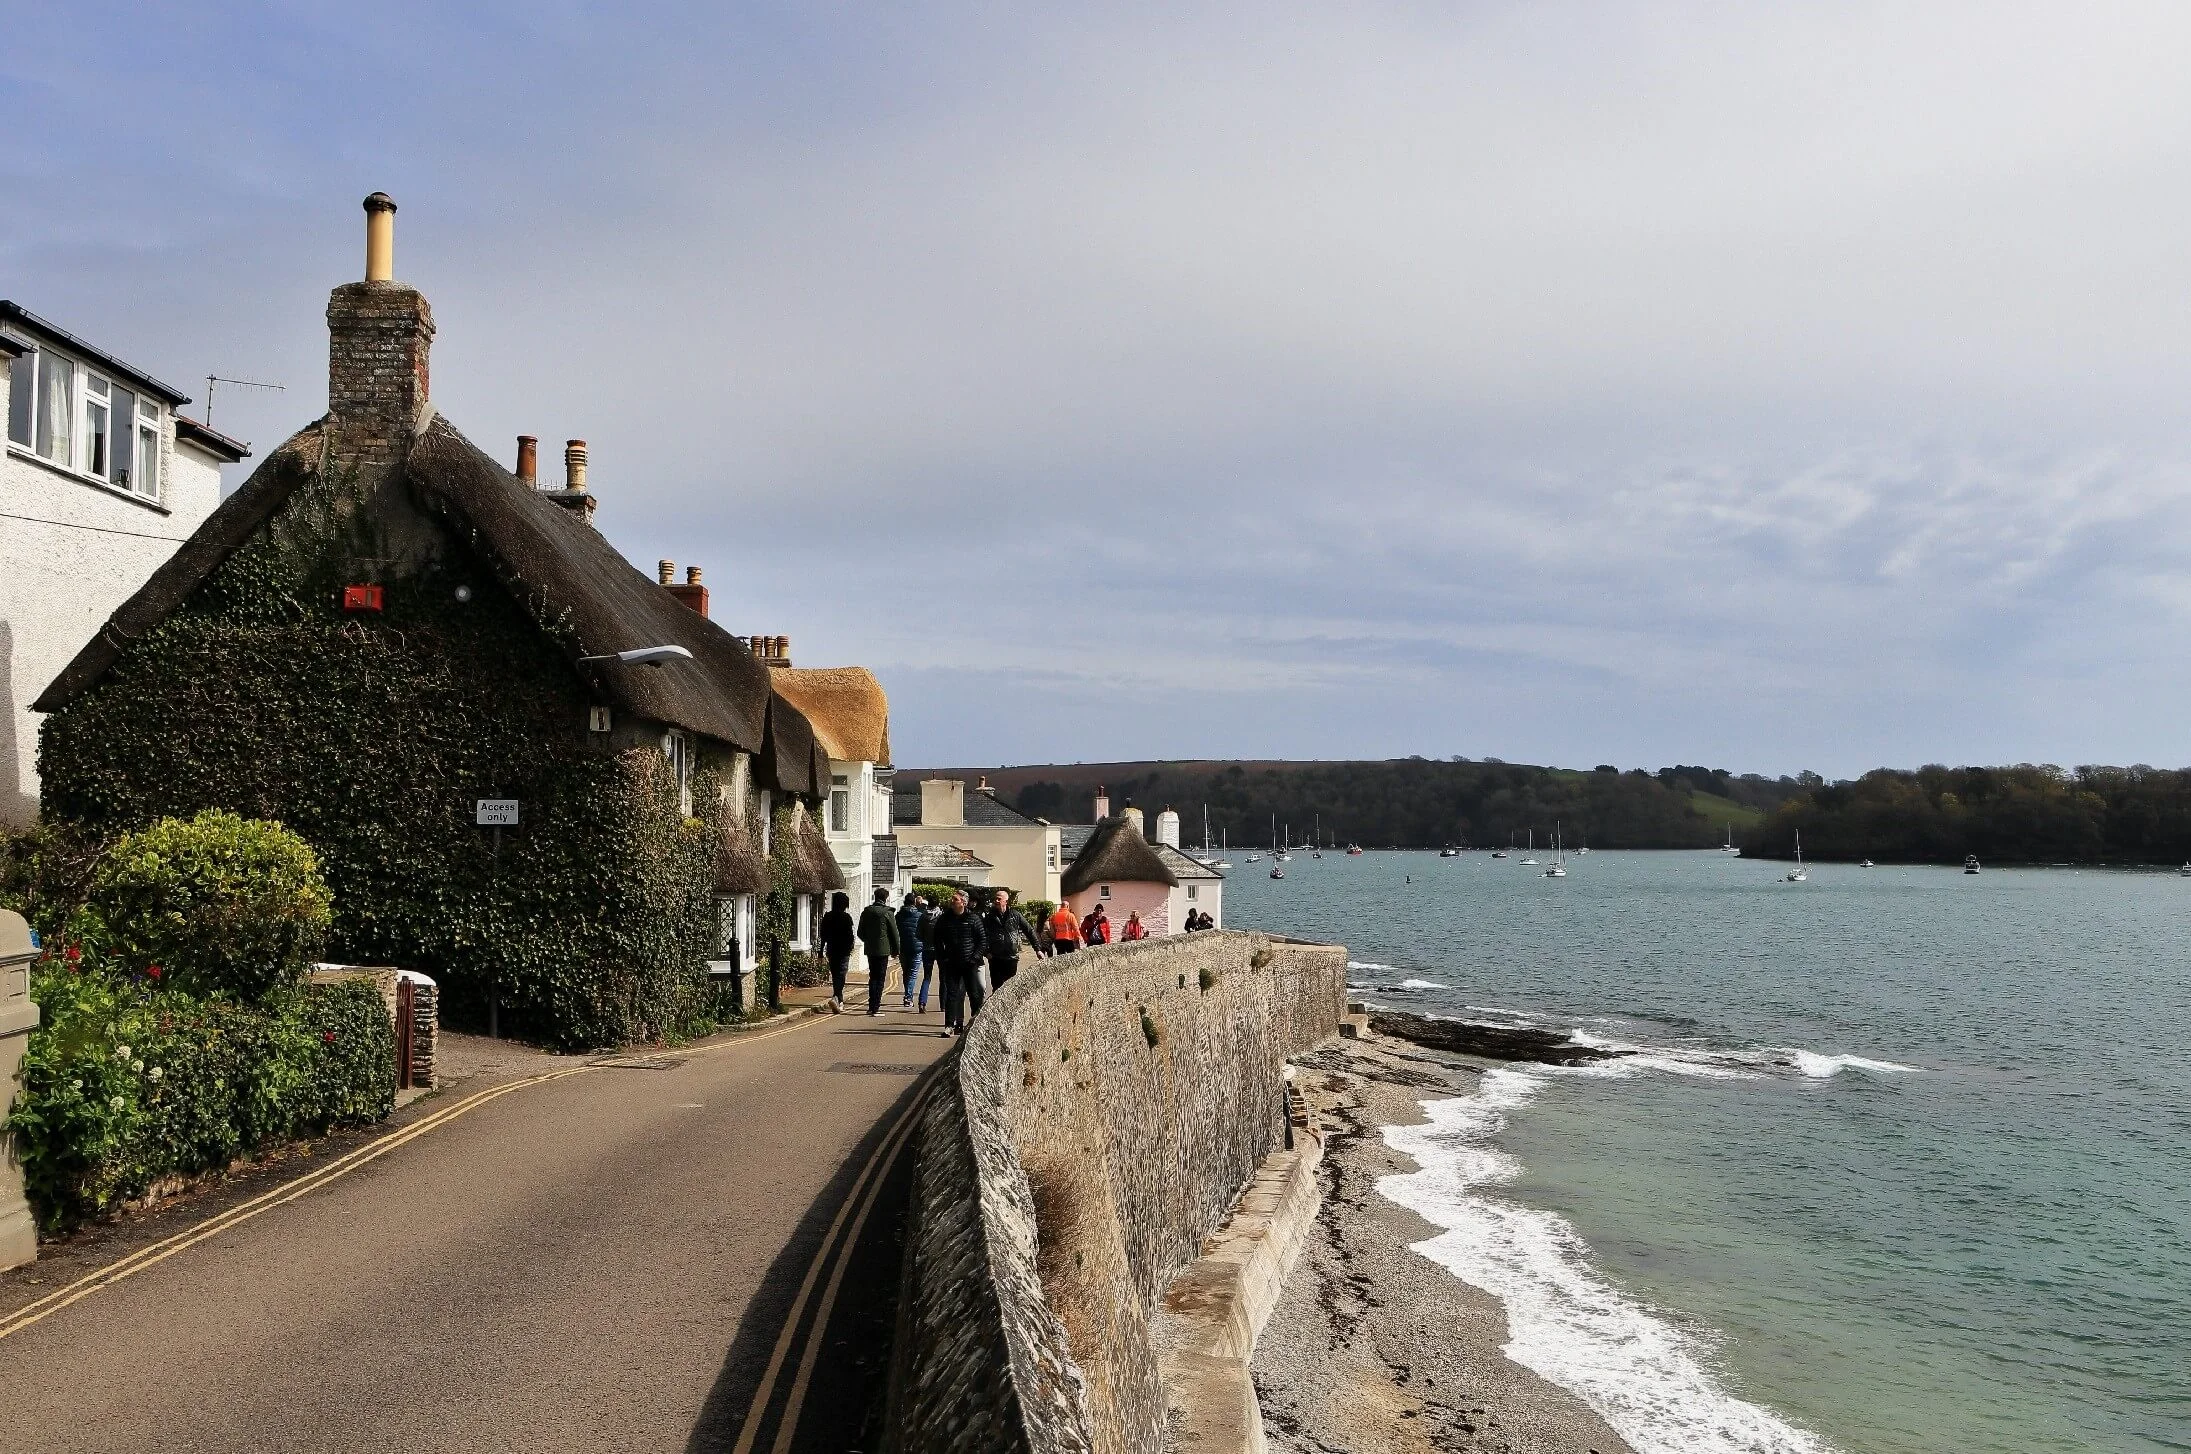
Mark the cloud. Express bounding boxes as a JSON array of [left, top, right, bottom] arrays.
[[7, 2, 2191, 773]]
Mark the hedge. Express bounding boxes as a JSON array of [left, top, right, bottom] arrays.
[[8, 954, 396, 1231]]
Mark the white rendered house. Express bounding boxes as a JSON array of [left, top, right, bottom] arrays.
[[0, 304, 248, 824]]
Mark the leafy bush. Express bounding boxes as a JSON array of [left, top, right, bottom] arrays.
[[776, 949, 829, 989], [76, 811, 332, 1003], [8, 958, 394, 1231]]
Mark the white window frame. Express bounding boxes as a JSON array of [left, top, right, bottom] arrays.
[[1099, 884, 1111, 899], [7, 341, 164, 500], [663, 730, 693, 816], [829, 773, 850, 835]]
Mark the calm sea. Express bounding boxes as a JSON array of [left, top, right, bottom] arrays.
[[1227, 849, 2191, 1454]]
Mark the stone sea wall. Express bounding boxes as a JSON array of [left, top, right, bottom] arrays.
[[888, 931, 1348, 1454]]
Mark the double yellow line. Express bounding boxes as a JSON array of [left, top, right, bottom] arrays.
[[0, 1014, 819, 1344], [733, 1056, 945, 1454]]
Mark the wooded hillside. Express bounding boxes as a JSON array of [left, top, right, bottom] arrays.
[[902, 759, 1803, 850]]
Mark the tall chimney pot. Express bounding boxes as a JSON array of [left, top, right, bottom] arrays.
[[363, 192, 397, 281], [515, 435, 537, 484], [564, 440, 588, 492], [657, 559, 676, 586]]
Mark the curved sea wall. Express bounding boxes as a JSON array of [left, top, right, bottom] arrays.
[[888, 931, 1348, 1454]]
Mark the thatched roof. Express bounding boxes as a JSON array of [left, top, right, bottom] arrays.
[[761, 693, 824, 799], [786, 800, 847, 893], [715, 807, 769, 897], [770, 666, 889, 766], [1060, 815, 1178, 895], [34, 414, 817, 786]]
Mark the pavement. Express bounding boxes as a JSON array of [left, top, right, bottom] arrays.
[[0, 982, 957, 1453]]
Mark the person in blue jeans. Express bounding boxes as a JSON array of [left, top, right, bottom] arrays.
[[896, 892, 933, 1010]]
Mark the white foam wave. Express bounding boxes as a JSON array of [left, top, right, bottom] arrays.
[[1781, 1050, 1923, 1079], [1347, 959, 1403, 973], [1381, 1076, 1837, 1454], [1395, 978, 1450, 990]]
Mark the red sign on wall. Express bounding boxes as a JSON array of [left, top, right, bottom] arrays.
[[342, 585, 384, 612]]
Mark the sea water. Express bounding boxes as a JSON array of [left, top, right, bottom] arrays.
[[1227, 850, 2191, 1454]]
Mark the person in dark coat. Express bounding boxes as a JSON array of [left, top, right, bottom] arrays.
[[818, 891, 857, 1011], [896, 893, 930, 1011], [857, 887, 901, 1016], [981, 890, 1040, 991], [928, 890, 988, 1036]]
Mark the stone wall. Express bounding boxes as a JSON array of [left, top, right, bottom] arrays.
[[889, 930, 1347, 1454]]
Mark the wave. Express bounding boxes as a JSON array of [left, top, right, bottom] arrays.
[[1779, 1050, 1922, 1079], [1347, 959, 1403, 973], [1380, 1073, 1838, 1454], [1394, 978, 1450, 990]]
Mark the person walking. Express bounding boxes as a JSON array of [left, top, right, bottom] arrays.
[[929, 889, 988, 1036], [982, 890, 1040, 991], [857, 887, 901, 1016], [1081, 902, 1111, 946], [1048, 901, 1083, 955], [818, 891, 857, 1011], [896, 892, 929, 1010], [1122, 910, 1148, 942]]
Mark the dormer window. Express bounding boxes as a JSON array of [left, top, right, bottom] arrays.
[[6, 340, 163, 499]]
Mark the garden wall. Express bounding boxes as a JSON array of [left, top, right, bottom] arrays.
[[888, 930, 1347, 1454]]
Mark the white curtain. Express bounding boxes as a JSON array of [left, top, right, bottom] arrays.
[[38, 352, 71, 464]]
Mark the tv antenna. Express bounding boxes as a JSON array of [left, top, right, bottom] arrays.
[[203, 375, 284, 430]]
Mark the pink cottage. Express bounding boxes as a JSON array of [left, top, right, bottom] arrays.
[[1060, 812, 1181, 938]]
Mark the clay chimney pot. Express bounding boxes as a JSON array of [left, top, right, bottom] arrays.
[[515, 435, 537, 484]]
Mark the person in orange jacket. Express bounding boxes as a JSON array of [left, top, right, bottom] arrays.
[[1081, 903, 1111, 945], [1121, 911, 1148, 942], [1048, 902, 1084, 954]]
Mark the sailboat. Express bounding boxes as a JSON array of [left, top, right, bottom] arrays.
[[1311, 814, 1323, 858], [1544, 824, 1568, 877], [1723, 824, 1740, 855], [1785, 831, 1808, 882], [1273, 816, 1291, 862], [1491, 832, 1510, 860], [1520, 829, 1539, 867], [1574, 833, 1589, 857]]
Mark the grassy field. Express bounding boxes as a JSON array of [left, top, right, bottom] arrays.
[[1689, 788, 1766, 830]]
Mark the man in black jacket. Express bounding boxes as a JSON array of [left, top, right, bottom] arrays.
[[982, 890, 1040, 991], [856, 888, 901, 1016], [817, 891, 857, 1012], [927, 890, 988, 1037]]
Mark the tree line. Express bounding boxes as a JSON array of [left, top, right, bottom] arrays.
[[985, 759, 1804, 850], [1743, 763, 2191, 864]]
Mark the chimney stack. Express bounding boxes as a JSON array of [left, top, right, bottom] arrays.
[[748, 636, 790, 667], [1124, 805, 1146, 836], [1156, 806, 1181, 848], [515, 435, 537, 484], [363, 192, 396, 281], [658, 559, 676, 585], [326, 192, 434, 472], [544, 439, 596, 524], [1094, 785, 1110, 821], [665, 564, 709, 619], [977, 775, 994, 795]]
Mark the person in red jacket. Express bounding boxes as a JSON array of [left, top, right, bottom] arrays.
[[1121, 911, 1148, 942], [1081, 903, 1111, 945]]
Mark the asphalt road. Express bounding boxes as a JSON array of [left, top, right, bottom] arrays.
[[0, 1004, 952, 1453]]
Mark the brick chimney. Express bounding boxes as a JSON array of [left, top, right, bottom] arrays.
[[748, 635, 790, 668], [326, 192, 434, 472], [514, 435, 537, 484], [665, 564, 709, 618], [544, 439, 596, 524]]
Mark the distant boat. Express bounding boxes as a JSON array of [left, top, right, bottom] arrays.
[[1269, 866, 1285, 880], [1722, 824, 1740, 854], [1575, 834, 1590, 857], [1545, 824, 1567, 878], [1520, 828, 1539, 867], [1439, 846, 1458, 858], [1347, 843, 1364, 856], [1859, 859, 1875, 868], [1965, 855, 1981, 875], [1785, 831, 1808, 882], [2180, 862, 2190, 877]]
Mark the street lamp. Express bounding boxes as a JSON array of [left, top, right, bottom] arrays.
[[577, 644, 694, 668]]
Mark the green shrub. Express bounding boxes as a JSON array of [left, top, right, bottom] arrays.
[[7, 961, 394, 1231], [777, 949, 830, 989], [77, 811, 333, 1003], [912, 880, 981, 909]]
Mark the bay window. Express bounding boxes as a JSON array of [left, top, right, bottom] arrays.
[[5, 340, 163, 499]]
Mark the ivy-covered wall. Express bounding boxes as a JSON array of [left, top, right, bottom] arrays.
[[37, 475, 735, 1048]]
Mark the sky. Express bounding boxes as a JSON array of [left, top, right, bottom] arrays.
[[7, 2, 2191, 778]]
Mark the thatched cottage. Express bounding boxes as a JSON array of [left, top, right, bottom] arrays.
[[32, 195, 841, 1046]]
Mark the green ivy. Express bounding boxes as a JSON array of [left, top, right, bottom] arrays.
[[37, 473, 737, 1048]]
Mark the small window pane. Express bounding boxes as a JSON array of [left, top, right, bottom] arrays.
[[108, 386, 135, 485], [85, 374, 109, 399], [136, 423, 160, 497], [6, 351, 30, 446], [83, 396, 109, 477], [36, 352, 72, 463]]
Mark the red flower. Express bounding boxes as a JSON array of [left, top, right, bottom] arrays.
[[147, 965, 163, 981], [64, 945, 81, 964], [323, 1031, 336, 1044]]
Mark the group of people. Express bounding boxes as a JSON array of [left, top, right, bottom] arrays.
[[813, 886, 1211, 1037]]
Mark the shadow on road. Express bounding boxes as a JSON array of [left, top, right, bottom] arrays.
[[685, 1065, 935, 1454]]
